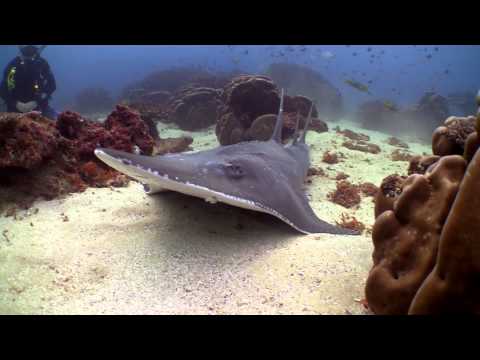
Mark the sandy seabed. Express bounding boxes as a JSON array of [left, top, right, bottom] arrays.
[[0, 119, 431, 314]]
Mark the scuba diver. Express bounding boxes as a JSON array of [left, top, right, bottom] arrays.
[[0, 45, 58, 119]]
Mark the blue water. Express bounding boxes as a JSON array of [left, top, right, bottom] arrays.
[[0, 45, 479, 112]]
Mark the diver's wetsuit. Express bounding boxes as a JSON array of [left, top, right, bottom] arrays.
[[0, 55, 57, 119]]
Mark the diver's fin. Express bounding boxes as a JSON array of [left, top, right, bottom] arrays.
[[300, 102, 314, 144], [271, 88, 285, 143], [291, 111, 301, 146]]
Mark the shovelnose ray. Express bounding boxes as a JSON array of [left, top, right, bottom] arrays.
[[95, 90, 359, 235]]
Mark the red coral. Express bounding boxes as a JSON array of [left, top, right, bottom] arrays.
[[336, 213, 366, 233], [0, 106, 166, 208], [0, 113, 59, 169], [359, 182, 379, 197], [79, 161, 128, 188], [104, 105, 155, 155], [328, 181, 361, 208]]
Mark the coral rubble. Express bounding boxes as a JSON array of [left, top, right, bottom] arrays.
[[342, 140, 381, 154], [335, 127, 370, 141], [322, 151, 339, 164], [390, 149, 414, 162], [387, 136, 409, 149]]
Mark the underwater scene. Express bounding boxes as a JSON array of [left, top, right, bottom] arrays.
[[0, 45, 479, 315]]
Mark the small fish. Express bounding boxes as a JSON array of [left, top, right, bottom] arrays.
[[344, 79, 371, 94], [383, 101, 398, 112]]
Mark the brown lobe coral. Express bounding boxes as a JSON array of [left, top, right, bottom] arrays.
[[374, 174, 407, 219], [407, 155, 441, 175], [408, 147, 480, 314], [432, 116, 477, 157], [365, 155, 467, 315], [328, 181, 361, 208]]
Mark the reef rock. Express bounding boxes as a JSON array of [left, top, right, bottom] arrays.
[[220, 75, 280, 124], [164, 87, 222, 131], [216, 75, 327, 145], [446, 91, 477, 117], [57, 105, 155, 159], [0, 105, 194, 207], [409, 92, 451, 137], [120, 67, 236, 102], [356, 100, 403, 133], [0, 112, 59, 169], [265, 63, 343, 121], [154, 136, 194, 156], [136, 90, 172, 105], [0, 112, 93, 202]]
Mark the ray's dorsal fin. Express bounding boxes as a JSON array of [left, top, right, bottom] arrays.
[[300, 102, 314, 144], [291, 111, 301, 146], [271, 88, 285, 143]]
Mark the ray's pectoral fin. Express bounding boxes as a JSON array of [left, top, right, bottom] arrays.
[[273, 187, 359, 236]]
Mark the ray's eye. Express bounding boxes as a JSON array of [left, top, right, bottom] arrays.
[[225, 163, 244, 179]]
